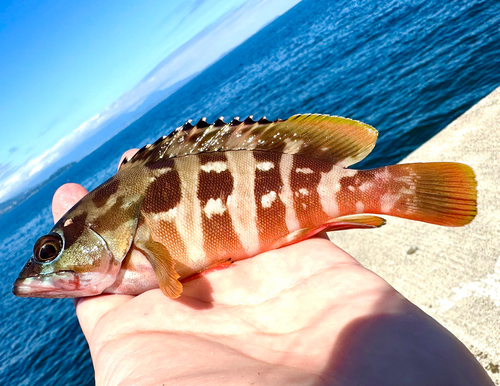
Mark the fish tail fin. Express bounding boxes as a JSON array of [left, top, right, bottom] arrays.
[[372, 163, 477, 226]]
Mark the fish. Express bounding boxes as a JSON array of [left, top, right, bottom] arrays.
[[13, 114, 477, 299]]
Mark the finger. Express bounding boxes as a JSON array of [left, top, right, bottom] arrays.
[[52, 183, 89, 222], [118, 149, 139, 170], [75, 295, 134, 342]]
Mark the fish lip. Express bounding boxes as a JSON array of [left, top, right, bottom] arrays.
[[12, 270, 79, 298]]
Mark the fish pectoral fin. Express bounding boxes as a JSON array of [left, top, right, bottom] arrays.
[[273, 215, 386, 249], [136, 239, 183, 298]]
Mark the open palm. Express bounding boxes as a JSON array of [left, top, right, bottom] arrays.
[[51, 162, 492, 386]]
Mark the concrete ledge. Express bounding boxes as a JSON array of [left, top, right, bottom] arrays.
[[329, 86, 500, 383]]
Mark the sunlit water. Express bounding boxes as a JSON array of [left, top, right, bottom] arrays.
[[2, 0, 500, 383]]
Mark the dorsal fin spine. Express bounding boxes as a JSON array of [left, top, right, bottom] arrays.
[[214, 117, 225, 127], [196, 117, 210, 128], [182, 119, 194, 131], [230, 117, 241, 126]]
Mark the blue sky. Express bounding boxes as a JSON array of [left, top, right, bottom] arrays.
[[0, 0, 301, 203]]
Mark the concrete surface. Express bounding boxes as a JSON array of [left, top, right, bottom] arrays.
[[329, 86, 500, 383]]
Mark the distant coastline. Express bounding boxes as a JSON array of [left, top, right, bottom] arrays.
[[0, 162, 76, 216]]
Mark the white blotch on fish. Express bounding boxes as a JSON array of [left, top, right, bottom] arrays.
[[204, 198, 227, 219], [201, 162, 227, 173], [261, 191, 277, 208], [256, 161, 274, 171]]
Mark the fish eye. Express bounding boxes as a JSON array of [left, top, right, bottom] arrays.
[[33, 233, 63, 263]]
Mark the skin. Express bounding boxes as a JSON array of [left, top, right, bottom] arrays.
[[51, 150, 494, 386]]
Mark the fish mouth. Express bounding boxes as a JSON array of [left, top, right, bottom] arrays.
[[12, 270, 80, 298]]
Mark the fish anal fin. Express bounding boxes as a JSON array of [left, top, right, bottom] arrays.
[[326, 215, 387, 230], [273, 215, 386, 249], [181, 259, 234, 284]]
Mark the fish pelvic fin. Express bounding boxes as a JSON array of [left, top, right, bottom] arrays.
[[365, 162, 477, 226]]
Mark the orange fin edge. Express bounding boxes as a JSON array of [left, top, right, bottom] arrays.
[[181, 259, 234, 284], [136, 239, 183, 298], [272, 215, 386, 249]]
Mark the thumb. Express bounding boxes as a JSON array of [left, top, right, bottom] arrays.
[[52, 183, 88, 222]]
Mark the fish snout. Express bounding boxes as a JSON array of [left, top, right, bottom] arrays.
[[12, 271, 80, 298]]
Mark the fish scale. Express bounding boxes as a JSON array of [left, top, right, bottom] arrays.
[[13, 114, 477, 299]]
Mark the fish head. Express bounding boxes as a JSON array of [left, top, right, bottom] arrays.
[[13, 217, 120, 298], [13, 173, 146, 298]]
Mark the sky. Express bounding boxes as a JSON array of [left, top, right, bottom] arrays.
[[0, 0, 301, 203]]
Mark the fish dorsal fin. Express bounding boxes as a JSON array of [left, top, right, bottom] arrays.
[[120, 114, 378, 170]]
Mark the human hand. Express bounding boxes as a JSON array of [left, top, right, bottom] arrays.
[[52, 151, 493, 386]]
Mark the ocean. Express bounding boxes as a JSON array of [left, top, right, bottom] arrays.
[[2, 0, 500, 384]]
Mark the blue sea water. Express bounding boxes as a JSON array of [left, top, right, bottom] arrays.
[[1, 0, 500, 384]]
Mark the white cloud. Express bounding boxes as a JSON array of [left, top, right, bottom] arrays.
[[96, 0, 302, 120], [0, 0, 302, 203]]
